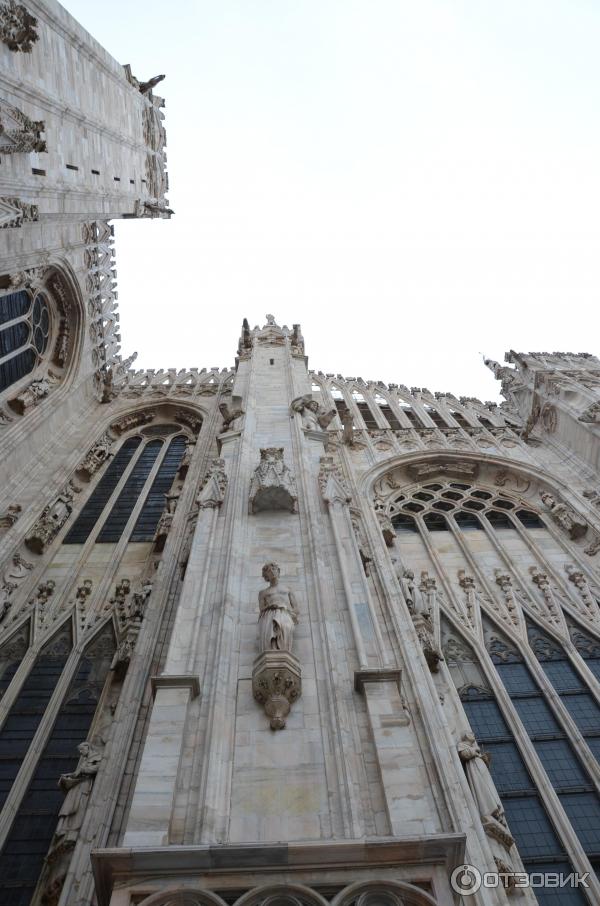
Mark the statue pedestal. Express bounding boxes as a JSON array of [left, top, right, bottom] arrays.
[[252, 650, 302, 730]]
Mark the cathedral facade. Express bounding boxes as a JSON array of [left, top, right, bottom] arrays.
[[1, 4, 600, 906]]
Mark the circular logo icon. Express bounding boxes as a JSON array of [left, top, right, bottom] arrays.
[[450, 864, 482, 895]]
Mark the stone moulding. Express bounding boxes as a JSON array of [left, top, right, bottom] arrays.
[[252, 650, 302, 730], [150, 675, 200, 699], [90, 835, 466, 906], [354, 668, 402, 694]]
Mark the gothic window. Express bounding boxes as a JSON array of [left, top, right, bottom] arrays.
[[129, 435, 186, 540], [0, 622, 72, 812], [63, 437, 142, 544], [486, 621, 600, 867], [97, 439, 163, 541], [0, 623, 115, 906], [444, 628, 586, 903], [0, 290, 50, 393], [64, 429, 188, 547], [527, 620, 600, 769], [395, 472, 600, 892]]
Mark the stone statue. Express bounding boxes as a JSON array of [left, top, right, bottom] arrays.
[[253, 562, 302, 729], [78, 432, 114, 479], [401, 569, 429, 619], [219, 400, 244, 432], [26, 483, 78, 554], [139, 73, 165, 95], [127, 580, 152, 624], [0, 551, 33, 618], [55, 741, 103, 846], [10, 375, 51, 414], [258, 562, 299, 653], [0, 1, 39, 53], [540, 492, 587, 540], [290, 395, 336, 431], [458, 733, 513, 848], [398, 566, 443, 672], [153, 491, 179, 550], [0, 503, 21, 533]]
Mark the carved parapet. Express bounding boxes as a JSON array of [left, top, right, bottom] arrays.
[[249, 447, 297, 514], [252, 650, 302, 730]]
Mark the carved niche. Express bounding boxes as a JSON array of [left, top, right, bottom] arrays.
[[249, 448, 297, 514]]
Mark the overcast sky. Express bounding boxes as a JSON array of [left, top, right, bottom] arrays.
[[70, 0, 599, 401]]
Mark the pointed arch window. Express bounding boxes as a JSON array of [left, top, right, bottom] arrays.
[[96, 439, 163, 542], [0, 623, 115, 905], [443, 625, 586, 903], [63, 432, 187, 547], [486, 622, 600, 870], [130, 435, 186, 541], [0, 622, 72, 812], [528, 620, 600, 766], [63, 437, 141, 544]]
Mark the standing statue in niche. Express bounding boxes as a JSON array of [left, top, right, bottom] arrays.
[[540, 492, 587, 540], [258, 562, 299, 652], [458, 733, 514, 849]]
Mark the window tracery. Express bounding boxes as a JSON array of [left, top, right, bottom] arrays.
[[378, 458, 600, 889], [0, 289, 50, 393], [0, 267, 82, 421]]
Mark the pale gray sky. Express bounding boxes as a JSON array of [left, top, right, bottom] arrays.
[[70, 0, 599, 400]]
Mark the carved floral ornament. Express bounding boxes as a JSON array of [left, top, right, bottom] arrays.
[[0, 1, 38, 52]]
